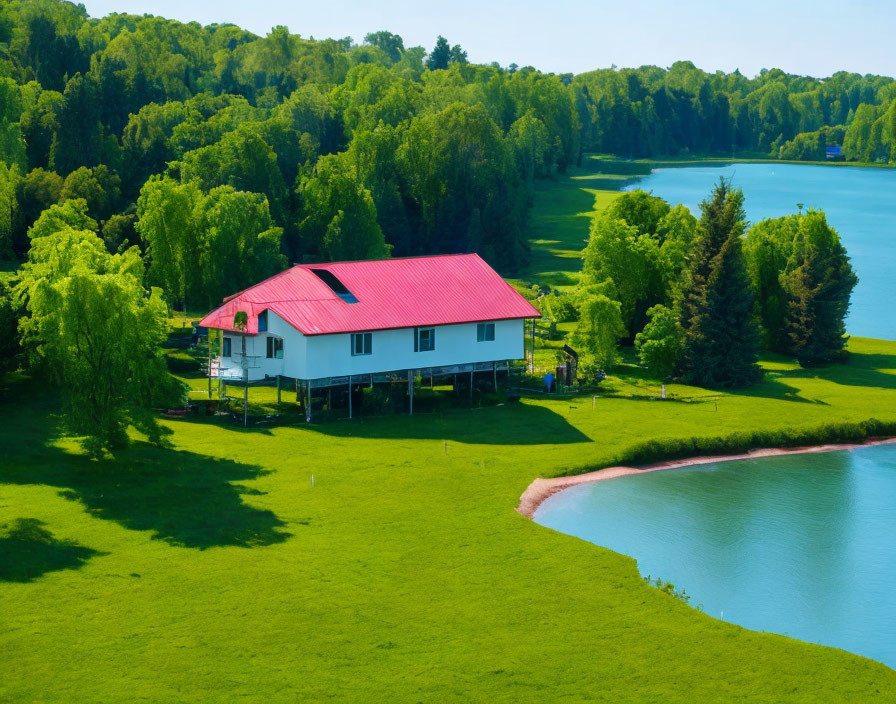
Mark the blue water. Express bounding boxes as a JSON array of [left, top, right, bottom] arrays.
[[625, 163, 896, 340], [534, 445, 896, 668]]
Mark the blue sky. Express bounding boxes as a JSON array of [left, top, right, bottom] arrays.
[[83, 0, 896, 78]]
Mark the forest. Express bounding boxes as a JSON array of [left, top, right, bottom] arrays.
[[0, 0, 872, 450], [0, 1, 895, 279]]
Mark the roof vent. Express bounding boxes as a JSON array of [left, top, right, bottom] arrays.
[[310, 268, 358, 304]]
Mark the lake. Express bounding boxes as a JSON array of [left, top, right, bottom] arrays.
[[534, 444, 896, 668], [625, 163, 896, 340]]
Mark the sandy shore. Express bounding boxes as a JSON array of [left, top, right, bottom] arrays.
[[517, 436, 896, 519]]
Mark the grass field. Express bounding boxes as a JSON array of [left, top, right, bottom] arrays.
[[3, 161, 896, 701], [508, 156, 636, 291]]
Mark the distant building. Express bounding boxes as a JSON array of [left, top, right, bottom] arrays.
[[200, 254, 540, 418], [826, 145, 845, 161]]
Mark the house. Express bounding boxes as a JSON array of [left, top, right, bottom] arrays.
[[199, 254, 540, 419], [826, 145, 845, 161]]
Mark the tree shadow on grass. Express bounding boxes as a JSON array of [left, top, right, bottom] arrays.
[[0, 382, 292, 550], [0, 518, 104, 582], [41, 445, 290, 550], [824, 352, 896, 390], [720, 348, 896, 403], [731, 375, 831, 405]]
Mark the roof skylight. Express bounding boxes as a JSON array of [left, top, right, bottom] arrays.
[[309, 268, 358, 303]]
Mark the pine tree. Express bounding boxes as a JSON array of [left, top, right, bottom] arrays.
[[782, 212, 858, 366], [679, 178, 746, 333], [681, 234, 762, 387], [679, 178, 761, 387], [426, 36, 451, 71]]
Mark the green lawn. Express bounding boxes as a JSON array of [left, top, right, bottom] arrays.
[[508, 157, 632, 291], [3, 164, 896, 701]]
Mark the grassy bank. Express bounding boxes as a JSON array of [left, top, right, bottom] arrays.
[[510, 152, 894, 293], [2, 335, 896, 701], [4, 161, 896, 701]]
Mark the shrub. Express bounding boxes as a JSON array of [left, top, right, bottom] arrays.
[[552, 418, 896, 478]]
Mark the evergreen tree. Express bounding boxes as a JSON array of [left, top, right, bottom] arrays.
[[680, 179, 762, 387], [681, 234, 762, 387], [679, 178, 746, 333], [426, 36, 450, 71], [782, 212, 858, 365]]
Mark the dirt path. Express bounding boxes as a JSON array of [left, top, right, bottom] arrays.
[[517, 437, 896, 519]]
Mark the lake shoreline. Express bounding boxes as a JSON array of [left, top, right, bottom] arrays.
[[517, 436, 896, 519]]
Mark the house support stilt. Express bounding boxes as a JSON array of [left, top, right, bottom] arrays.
[[470, 369, 474, 405], [305, 381, 311, 423]]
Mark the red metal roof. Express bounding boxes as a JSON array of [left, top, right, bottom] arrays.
[[199, 254, 540, 336]]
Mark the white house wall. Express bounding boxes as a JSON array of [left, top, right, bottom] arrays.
[[218, 313, 524, 382], [217, 310, 304, 381], [302, 318, 524, 379]]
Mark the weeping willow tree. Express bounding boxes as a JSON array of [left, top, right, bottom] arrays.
[[16, 226, 184, 456]]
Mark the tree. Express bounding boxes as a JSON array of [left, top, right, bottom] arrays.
[[13, 167, 63, 252], [572, 293, 625, 369], [135, 177, 204, 310], [681, 233, 762, 387], [744, 215, 799, 352], [680, 179, 762, 387], [0, 282, 21, 374], [655, 204, 697, 292], [137, 177, 287, 309], [0, 162, 20, 257], [363, 31, 404, 63], [60, 165, 121, 222], [635, 305, 683, 379], [199, 186, 286, 305], [101, 213, 137, 253], [50, 73, 106, 175], [449, 45, 468, 65], [680, 178, 747, 333], [781, 211, 857, 365], [426, 36, 450, 71], [509, 113, 551, 198], [0, 77, 27, 170], [27, 198, 97, 241], [16, 227, 183, 456], [605, 190, 671, 238], [398, 102, 527, 267], [177, 128, 288, 224], [297, 155, 390, 262], [582, 213, 666, 338]]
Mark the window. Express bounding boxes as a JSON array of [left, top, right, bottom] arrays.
[[222, 337, 232, 358], [414, 327, 435, 352], [266, 336, 284, 359], [477, 323, 495, 342], [258, 310, 268, 332], [351, 332, 372, 356]]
